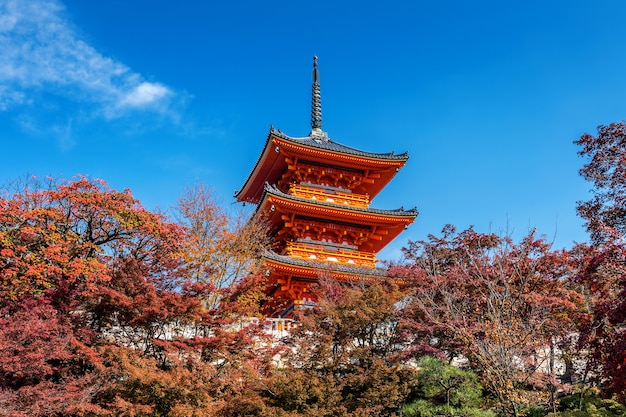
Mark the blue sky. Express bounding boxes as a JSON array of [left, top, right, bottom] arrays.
[[2, 0, 626, 259]]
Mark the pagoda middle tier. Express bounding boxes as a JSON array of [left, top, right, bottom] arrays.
[[259, 183, 417, 255]]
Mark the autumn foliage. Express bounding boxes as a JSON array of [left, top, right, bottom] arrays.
[[2, 118, 626, 416], [392, 226, 582, 416], [0, 177, 272, 415], [263, 279, 414, 417], [573, 122, 626, 402]]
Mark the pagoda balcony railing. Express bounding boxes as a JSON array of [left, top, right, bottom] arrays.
[[285, 241, 377, 268], [289, 184, 369, 208]]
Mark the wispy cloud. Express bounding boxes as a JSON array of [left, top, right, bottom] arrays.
[[119, 82, 172, 108], [0, 0, 178, 116]]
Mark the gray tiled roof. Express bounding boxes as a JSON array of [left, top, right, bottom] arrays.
[[263, 249, 389, 277], [263, 183, 418, 217], [235, 126, 410, 200], [270, 127, 409, 160]]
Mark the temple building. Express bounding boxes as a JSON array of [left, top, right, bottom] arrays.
[[235, 57, 418, 317]]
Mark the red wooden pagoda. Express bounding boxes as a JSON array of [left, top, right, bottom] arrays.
[[236, 57, 417, 317]]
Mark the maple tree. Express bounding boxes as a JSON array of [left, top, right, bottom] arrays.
[[573, 122, 626, 401], [0, 298, 106, 416], [263, 279, 415, 417], [90, 327, 279, 417], [395, 226, 582, 417], [0, 176, 198, 414], [175, 182, 270, 310], [0, 176, 277, 416], [575, 122, 626, 244], [577, 243, 626, 402]]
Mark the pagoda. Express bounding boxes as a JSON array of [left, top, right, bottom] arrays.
[[235, 57, 417, 317]]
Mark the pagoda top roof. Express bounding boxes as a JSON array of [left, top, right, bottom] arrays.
[[235, 126, 409, 203], [270, 126, 409, 161]]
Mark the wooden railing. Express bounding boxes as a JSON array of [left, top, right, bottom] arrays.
[[285, 241, 377, 268], [289, 184, 369, 208]]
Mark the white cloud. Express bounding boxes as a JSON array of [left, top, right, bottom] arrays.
[[0, 0, 176, 115], [120, 82, 172, 108]]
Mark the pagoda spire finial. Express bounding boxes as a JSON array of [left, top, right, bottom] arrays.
[[310, 55, 324, 137]]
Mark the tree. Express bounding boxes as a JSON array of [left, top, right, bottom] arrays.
[[554, 387, 626, 417], [175, 182, 270, 310], [0, 176, 273, 415], [396, 226, 582, 417], [575, 122, 626, 244], [0, 298, 107, 417], [263, 279, 415, 417], [0, 176, 210, 414], [402, 356, 490, 417], [574, 123, 626, 401]]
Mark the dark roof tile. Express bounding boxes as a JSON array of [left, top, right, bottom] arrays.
[[270, 126, 409, 160], [264, 183, 419, 217], [263, 249, 389, 277]]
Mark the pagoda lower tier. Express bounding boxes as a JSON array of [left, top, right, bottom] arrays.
[[260, 250, 400, 317]]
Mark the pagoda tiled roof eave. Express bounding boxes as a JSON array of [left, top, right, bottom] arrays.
[[262, 249, 390, 278], [270, 127, 409, 161], [234, 126, 410, 201], [234, 126, 276, 201], [263, 183, 419, 218]]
